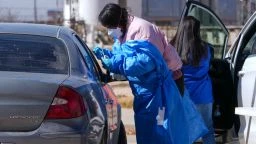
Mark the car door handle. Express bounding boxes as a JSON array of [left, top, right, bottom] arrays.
[[238, 71, 245, 77], [238, 70, 256, 77], [235, 107, 256, 116]]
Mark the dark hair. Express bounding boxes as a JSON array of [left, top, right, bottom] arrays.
[[98, 3, 128, 36], [171, 16, 207, 66]]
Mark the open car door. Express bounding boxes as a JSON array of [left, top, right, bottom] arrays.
[[236, 55, 256, 144], [180, 1, 235, 131], [231, 12, 256, 143]]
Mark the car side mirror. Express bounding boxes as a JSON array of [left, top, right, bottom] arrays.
[[110, 73, 127, 81], [101, 71, 112, 83], [101, 71, 127, 83]]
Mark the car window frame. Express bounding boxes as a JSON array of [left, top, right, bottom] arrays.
[[72, 34, 102, 81], [181, 1, 229, 60], [242, 32, 256, 56], [233, 21, 256, 71], [232, 12, 256, 68]]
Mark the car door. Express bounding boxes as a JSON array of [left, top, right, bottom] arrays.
[[180, 1, 235, 131], [230, 12, 256, 144], [72, 34, 120, 142], [237, 55, 256, 144]]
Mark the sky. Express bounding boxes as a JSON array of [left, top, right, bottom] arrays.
[[0, 0, 64, 21]]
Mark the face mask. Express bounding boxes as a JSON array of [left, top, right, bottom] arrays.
[[107, 27, 123, 39]]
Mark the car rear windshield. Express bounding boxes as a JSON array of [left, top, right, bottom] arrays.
[[0, 34, 68, 74]]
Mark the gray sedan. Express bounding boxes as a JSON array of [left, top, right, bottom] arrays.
[[0, 23, 126, 144]]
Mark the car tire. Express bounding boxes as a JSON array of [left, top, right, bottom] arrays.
[[118, 121, 127, 144]]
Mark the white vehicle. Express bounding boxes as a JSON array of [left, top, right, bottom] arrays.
[[180, 1, 256, 144]]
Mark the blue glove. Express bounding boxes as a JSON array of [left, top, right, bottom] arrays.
[[93, 47, 103, 60], [101, 58, 112, 71]]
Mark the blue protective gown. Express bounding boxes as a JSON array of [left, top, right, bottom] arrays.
[[182, 46, 213, 104], [102, 40, 207, 144]]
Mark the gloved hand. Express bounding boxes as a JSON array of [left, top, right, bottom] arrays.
[[101, 58, 112, 71], [93, 47, 103, 60]]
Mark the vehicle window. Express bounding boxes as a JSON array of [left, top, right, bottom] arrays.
[[234, 28, 256, 73], [251, 37, 256, 55], [73, 35, 101, 80], [187, 4, 228, 59], [0, 34, 68, 74], [241, 32, 256, 59]]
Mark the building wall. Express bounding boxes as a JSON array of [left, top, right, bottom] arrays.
[[212, 0, 238, 25], [64, 0, 118, 25], [142, 0, 185, 22], [142, 0, 241, 26], [78, 0, 142, 24], [127, 0, 142, 17]]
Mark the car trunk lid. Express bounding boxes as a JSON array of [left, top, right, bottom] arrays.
[[0, 72, 68, 131]]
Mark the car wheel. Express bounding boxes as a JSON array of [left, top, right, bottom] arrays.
[[118, 121, 127, 144]]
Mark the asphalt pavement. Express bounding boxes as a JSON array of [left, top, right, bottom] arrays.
[[121, 108, 136, 144]]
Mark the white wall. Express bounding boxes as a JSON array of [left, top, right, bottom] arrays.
[[127, 0, 142, 17], [64, 0, 118, 25], [63, 0, 141, 48], [78, 0, 118, 48], [0, 0, 63, 22], [64, 0, 142, 25], [80, 0, 117, 25]]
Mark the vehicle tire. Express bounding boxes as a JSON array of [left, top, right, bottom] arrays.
[[118, 121, 127, 144]]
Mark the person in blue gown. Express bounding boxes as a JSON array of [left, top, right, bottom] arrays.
[[94, 39, 207, 144]]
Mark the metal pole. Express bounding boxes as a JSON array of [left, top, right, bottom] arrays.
[[34, 0, 37, 22], [244, 0, 248, 24], [241, 0, 244, 24], [70, 0, 72, 20], [248, 0, 252, 19]]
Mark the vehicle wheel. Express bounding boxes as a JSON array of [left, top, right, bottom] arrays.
[[118, 121, 127, 144]]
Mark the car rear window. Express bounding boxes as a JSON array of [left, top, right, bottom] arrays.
[[0, 34, 68, 74]]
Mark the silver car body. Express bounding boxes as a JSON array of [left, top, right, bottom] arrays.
[[0, 23, 123, 144]]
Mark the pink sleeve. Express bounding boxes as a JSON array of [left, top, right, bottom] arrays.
[[137, 27, 182, 71], [124, 18, 182, 71]]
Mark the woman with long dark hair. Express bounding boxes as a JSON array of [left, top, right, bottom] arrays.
[[172, 16, 215, 144]]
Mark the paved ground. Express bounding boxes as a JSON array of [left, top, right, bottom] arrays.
[[121, 108, 134, 126], [121, 108, 136, 144], [127, 135, 137, 144]]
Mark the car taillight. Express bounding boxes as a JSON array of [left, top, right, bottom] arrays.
[[45, 86, 86, 119]]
